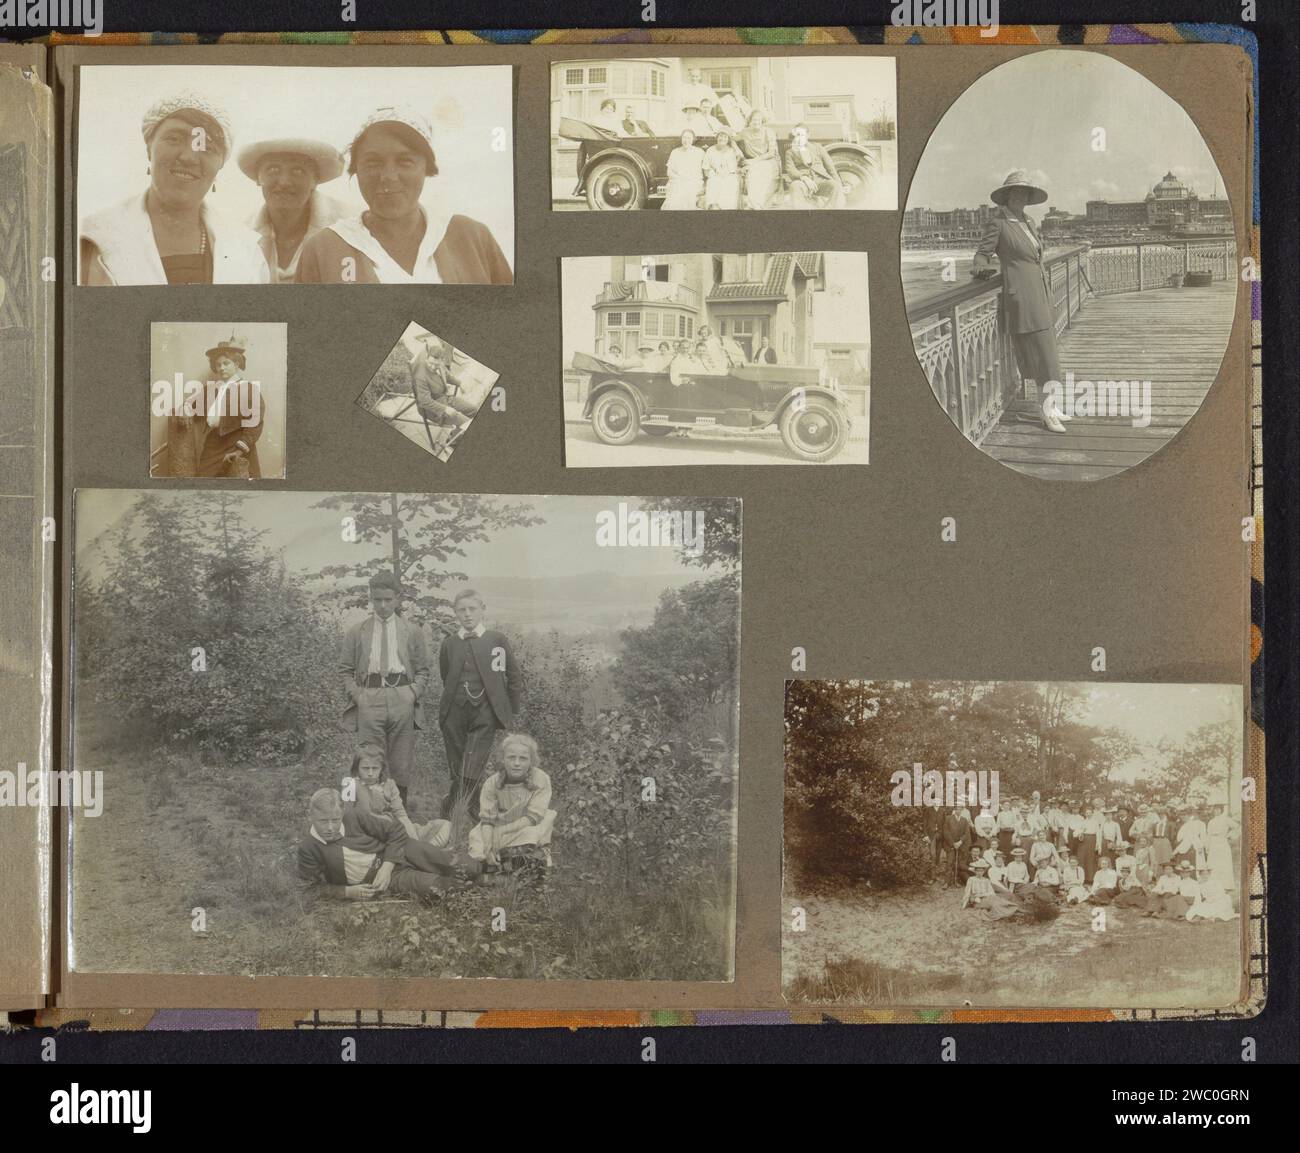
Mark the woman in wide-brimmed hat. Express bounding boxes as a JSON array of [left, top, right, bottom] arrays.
[[163, 333, 264, 478], [80, 92, 269, 285], [237, 137, 347, 284], [295, 105, 512, 284], [971, 169, 1068, 432]]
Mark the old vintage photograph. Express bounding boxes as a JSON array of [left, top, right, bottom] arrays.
[[68, 490, 740, 981], [903, 50, 1236, 480], [355, 322, 498, 463], [784, 679, 1245, 1009], [76, 65, 514, 285], [150, 322, 286, 479], [562, 252, 870, 465], [550, 55, 896, 211]]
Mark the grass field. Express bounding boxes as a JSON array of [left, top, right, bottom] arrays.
[[782, 880, 1243, 1009], [69, 726, 733, 982]]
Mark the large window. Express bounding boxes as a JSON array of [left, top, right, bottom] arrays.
[[561, 61, 667, 126], [706, 67, 752, 102]]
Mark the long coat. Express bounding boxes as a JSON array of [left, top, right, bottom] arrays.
[[164, 379, 264, 478], [972, 206, 1055, 334], [438, 629, 521, 729], [337, 614, 433, 730]]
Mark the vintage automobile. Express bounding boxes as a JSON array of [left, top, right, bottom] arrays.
[[558, 113, 882, 211], [574, 351, 853, 462]]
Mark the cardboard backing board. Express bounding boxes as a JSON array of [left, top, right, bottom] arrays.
[[53, 41, 1253, 1010]]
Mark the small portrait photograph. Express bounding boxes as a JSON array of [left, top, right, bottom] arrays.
[[903, 50, 1237, 480], [355, 322, 498, 463], [562, 252, 870, 465], [68, 490, 741, 981], [783, 679, 1247, 1010], [76, 65, 514, 286], [149, 322, 286, 480], [550, 55, 896, 211]]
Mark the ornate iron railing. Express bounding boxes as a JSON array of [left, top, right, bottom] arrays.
[[1086, 237, 1236, 294], [906, 245, 1091, 445]]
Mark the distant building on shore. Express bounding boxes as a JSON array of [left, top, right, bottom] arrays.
[[904, 169, 1231, 247]]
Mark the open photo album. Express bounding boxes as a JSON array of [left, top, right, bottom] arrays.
[[0, 31, 1263, 1023]]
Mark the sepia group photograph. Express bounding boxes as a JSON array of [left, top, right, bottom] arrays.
[[67, 490, 741, 982], [75, 64, 515, 285], [562, 251, 870, 465], [783, 679, 1247, 1010], [550, 54, 896, 211], [903, 50, 1237, 481]]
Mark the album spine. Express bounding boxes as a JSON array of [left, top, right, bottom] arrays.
[[0, 45, 55, 1011]]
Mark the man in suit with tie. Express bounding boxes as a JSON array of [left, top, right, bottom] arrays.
[[438, 588, 522, 820], [338, 571, 432, 806]]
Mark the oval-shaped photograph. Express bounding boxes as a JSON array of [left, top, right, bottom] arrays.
[[903, 50, 1237, 481]]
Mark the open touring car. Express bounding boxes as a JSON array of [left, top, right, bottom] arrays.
[[558, 115, 881, 211], [574, 351, 853, 462]]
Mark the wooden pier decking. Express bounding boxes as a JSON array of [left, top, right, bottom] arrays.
[[981, 279, 1238, 481]]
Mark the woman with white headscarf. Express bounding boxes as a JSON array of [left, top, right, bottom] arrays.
[[79, 92, 268, 285]]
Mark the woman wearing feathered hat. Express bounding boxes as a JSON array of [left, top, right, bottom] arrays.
[[79, 92, 269, 285], [295, 105, 512, 284], [163, 333, 264, 478], [972, 169, 1068, 433]]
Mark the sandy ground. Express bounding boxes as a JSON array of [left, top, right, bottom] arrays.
[[783, 879, 1243, 1009]]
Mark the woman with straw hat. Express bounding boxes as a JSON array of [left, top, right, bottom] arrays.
[[972, 168, 1068, 433]]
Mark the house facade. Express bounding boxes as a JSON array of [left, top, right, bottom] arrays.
[[589, 252, 825, 365]]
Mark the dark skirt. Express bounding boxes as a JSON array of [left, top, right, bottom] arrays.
[[1011, 328, 1063, 389], [1077, 839, 1098, 883]]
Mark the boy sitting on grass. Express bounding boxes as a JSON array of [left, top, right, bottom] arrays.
[[297, 786, 476, 902]]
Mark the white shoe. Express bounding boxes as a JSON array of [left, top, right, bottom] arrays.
[[1042, 400, 1067, 434]]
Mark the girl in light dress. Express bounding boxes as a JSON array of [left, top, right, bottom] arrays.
[[703, 129, 742, 209], [1186, 866, 1237, 922], [1204, 804, 1236, 893], [467, 733, 557, 870], [348, 742, 451, 846], [663, 130, 706, 211], [1061, 854, 1090, 904]]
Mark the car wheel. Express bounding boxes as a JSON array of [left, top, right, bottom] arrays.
[[591, 389, 641, 445], [643, 425, 673, 437], [780, 399, 850, 462], [830, 153, 875, 208], [585, 159, 647, 211]]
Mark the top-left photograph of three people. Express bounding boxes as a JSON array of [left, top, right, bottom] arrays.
[[75, 65, 515, 285]]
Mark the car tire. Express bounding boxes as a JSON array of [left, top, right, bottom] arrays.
[[779, 398, 850, 462], [828, 152, 875, 208], [642, 425, 674, 437], [585, 158, 647, 211], [590, 389, 641, 445]]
